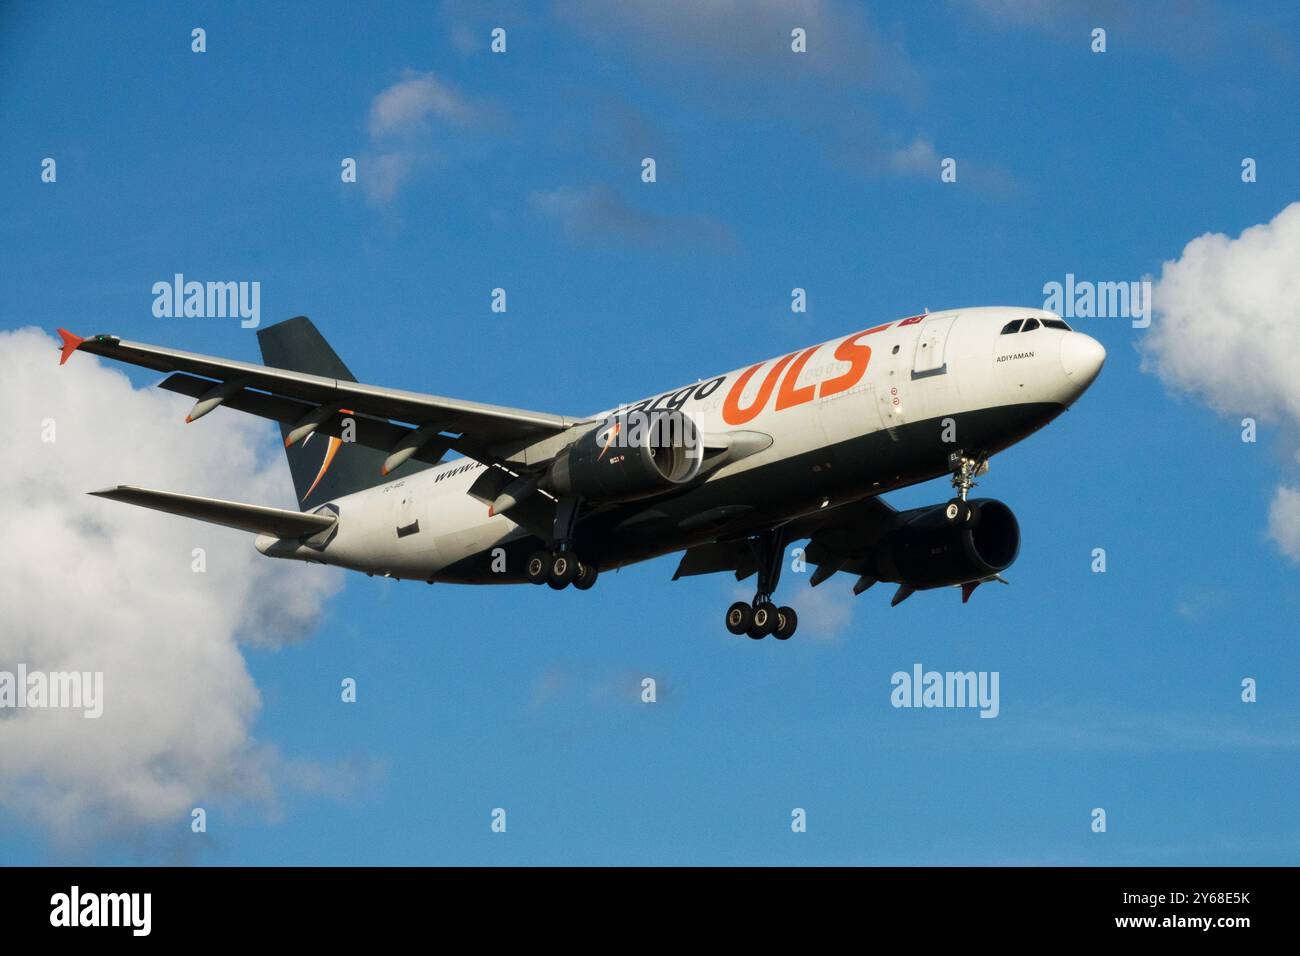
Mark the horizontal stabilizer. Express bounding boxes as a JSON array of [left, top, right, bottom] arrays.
[[88, 485, 336, 538]]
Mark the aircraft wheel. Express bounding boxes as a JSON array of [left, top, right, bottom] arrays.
[[944, 498, 970, 525], [725, 601, 753, 636], [749, 602, 778, 639], [964, 501, 982, 528], [548, 551, 579, 590], [526, 550, 550, 585], [572, 562, 599, 591], [773, 606, 798, 640]]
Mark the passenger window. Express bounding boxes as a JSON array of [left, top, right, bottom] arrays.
[[1022, 318, 1040, 332], [1042, 319, 1072, 330], [1000, 320, 1023, 335]]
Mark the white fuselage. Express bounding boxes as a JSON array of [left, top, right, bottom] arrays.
[[256, 307, 1105, 581]]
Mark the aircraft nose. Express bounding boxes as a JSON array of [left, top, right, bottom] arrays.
[[1059, 331, 1106, 391]]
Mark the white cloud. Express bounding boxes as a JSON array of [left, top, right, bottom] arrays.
[[368, 71, 474, 138], [728, 580, 854, 642], [1268, 486, 1300, 561], [440, 1, 535, 58], [0, 328, 344, 842], [793, 582, 854, 641], [1143, 202, 1300, 423], [362, 71, 485, 206], [360, 150, 421, 206], [1143, 202, 1300, 562], [855, 136, 1014, 193], [889, 137, 941, 176]]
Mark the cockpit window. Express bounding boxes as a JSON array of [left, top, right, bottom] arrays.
[[1000, 319, 1024, 335], [1041, 318, 1072, 331], [1022, 318, 1041, 332]]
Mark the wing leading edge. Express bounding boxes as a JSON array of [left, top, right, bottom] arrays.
[[56, 325, 586, 465]]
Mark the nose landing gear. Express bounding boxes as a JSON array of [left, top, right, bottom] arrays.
[[723, 529, 799, 640], [945, 451, 988, 527]]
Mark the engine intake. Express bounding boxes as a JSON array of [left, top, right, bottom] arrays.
[[550, 409, 703, 502], [870, 498, 1020, 589]]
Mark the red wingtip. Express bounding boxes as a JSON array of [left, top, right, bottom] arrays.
[[961, 581, 980, 604], [56, 328, 85, 365]]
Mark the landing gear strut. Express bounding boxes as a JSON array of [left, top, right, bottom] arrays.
[[724, 528, 799, 640], [526, 496, 598, 590], [944, 451, 988, 527]]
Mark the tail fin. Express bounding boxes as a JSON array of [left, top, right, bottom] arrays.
[[257, 316, 431, 507]]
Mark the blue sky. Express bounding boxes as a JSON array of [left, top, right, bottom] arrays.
[[2, 1, 1299, 864]]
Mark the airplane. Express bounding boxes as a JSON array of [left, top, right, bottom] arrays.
[[56, 307, 1104, 640]]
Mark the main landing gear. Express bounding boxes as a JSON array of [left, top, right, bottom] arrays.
[[944, 451, 988, 527], [724, 528, 799, 640], [526, 496, 599, 591], [526, 550, 598, 590]]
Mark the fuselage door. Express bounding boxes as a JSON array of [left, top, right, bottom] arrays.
[[912, 314, 956, 379], [390, 481, 422, 541]]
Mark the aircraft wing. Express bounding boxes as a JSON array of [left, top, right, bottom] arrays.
[[88, 485, 337, 538], [793, 495, 898, 565], [57, 329, 584, 462], [672, 495, 898, 582], [671, 538, 757, 580]]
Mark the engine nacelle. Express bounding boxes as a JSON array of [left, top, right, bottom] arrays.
[[550, 409, 703, 502], [869, 498, 1020, 589]]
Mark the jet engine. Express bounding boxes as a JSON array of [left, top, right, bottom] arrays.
[[549, 409, 703, 502], [869, 498, 1020, 589]]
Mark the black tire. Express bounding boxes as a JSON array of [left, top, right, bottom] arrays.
[[572, 562, 599, 591], [749, 602, 778, 639], [525, 550, 550, 585], [548, 552, 579, 590], [725, 601, 753, 636], [944, 498, 970, 525], [773, 606, 798, 640], [964, 501, 982, 528]]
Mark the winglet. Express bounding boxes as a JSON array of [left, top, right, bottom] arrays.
[[961, 580, 980, 604], [56, 328, 85, 365]]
